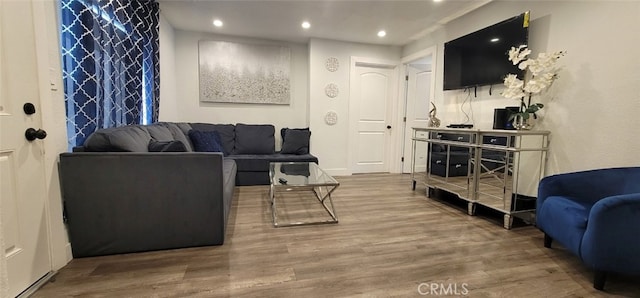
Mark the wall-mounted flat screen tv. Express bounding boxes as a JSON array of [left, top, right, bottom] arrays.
[[443, 12, 530, 91]]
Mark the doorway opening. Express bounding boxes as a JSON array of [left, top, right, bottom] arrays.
[[399, 47, 436, 174]]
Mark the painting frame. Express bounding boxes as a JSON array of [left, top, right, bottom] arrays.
[[198, 40, 291, 105]]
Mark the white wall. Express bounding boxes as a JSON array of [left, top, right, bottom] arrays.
[[159, 14, 177, 121], [163, 29, 309, 148], [309, 38, 401, 175], [402, 1, 640, 175]]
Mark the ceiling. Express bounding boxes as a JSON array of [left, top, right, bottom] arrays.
[[159, 0, 492, 46]]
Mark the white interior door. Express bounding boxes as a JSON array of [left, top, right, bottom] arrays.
[[1, 1, 52, 297], [402, 65, 432, 173], [350, 63, 396, 174]]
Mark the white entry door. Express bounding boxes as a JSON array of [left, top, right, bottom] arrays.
[[402, 65, 432, 173], [1, 1, 52, 297], [350, 63, 396, 173]]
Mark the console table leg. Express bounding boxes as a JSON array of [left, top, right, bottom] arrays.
[[467, 202, 476, 215], [412, 180, 417, 190], [503, 214, 513, 229]]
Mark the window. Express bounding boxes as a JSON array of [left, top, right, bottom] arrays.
[[60, 0, 159, 149]]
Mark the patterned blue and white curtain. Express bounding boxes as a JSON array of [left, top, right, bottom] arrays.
[[61, 0, 160, 148]]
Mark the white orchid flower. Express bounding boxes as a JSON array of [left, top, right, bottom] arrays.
[[503, 48, 564, 115], [508, 45, 530, 65], [503, 74, 524, 88]]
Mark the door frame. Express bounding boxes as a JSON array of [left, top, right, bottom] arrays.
[[402, 65, 432, 173], [32, 0, 71, 271], [348, 56, 399, 175], [393, 46, 437, 173]]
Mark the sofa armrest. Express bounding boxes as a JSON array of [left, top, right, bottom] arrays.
[[59, 152, 226, 257], [580, 193, 640, 274]]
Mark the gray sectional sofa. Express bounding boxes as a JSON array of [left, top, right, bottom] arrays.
[[58, 122, 317, 257], [188, 123, 318, 185]]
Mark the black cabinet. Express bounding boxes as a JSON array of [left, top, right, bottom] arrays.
[[428, 132, 473, 177]]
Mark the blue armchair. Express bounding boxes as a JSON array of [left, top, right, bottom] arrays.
[[536, 167, 640, 290]]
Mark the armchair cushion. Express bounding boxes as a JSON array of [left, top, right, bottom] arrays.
[[537, 196, 593, 256]]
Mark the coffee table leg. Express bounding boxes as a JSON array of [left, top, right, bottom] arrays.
[[271, 183, 279, 227], [312, 185, 339, 222], [272, 186, 339, 227]]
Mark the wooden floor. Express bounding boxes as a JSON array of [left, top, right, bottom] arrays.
[[33, 174, 639, 297]]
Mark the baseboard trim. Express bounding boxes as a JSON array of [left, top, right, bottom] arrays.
[[16, 271, 56, 298], [324, 168, 351, 176]]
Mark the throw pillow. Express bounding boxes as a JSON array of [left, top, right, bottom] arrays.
[[280, 129, 311, 155], [188, 130, 225, 155], [280, 127, 310, 143], [190, 123, 235, 155], [148, 140, 187, 152]]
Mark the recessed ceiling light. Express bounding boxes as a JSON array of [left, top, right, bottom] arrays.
[[302, 21, 311, 29], [377, 30, 386, 37], [433, 0, 443, 2], [213, 19, 223, 27], [490, 38, 500, 42]]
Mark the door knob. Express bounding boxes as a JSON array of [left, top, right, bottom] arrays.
[[387, 125, 392, 129], [25, 128, 47, 141], [23, 103, 36, 115]]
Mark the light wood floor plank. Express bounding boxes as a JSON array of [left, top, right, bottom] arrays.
[[33, 173, 639, 297]]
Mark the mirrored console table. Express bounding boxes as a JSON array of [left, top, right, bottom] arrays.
[[410, 127, 550, 229]]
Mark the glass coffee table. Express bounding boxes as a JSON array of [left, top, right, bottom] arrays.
[[269, 162, 340, 227]]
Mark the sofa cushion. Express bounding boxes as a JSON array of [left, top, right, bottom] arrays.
[[146, 124, 174, 142], [148, 140, 187, 152], [227, 153, 318, 172], [234, 123, 275, 154], [227, 155, 270, 172], [280, 129, 311, 154], [84, 125, 151, 152], [190, 123, 235, 156], [156, 122, 193, 151], [174, 122, 193, 137], [235, 172, 269, 186], [188, 130, 225, 154]]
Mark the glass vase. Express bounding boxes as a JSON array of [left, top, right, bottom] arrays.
[[513, 114, 532, 130]]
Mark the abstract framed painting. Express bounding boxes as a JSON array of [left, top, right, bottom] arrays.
[[198, 40, 291, 104]]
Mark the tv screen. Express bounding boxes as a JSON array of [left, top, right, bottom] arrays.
[[443, 12, 530, 91]]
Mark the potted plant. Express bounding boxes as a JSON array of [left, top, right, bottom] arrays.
[[502, 46, 565, 129]]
